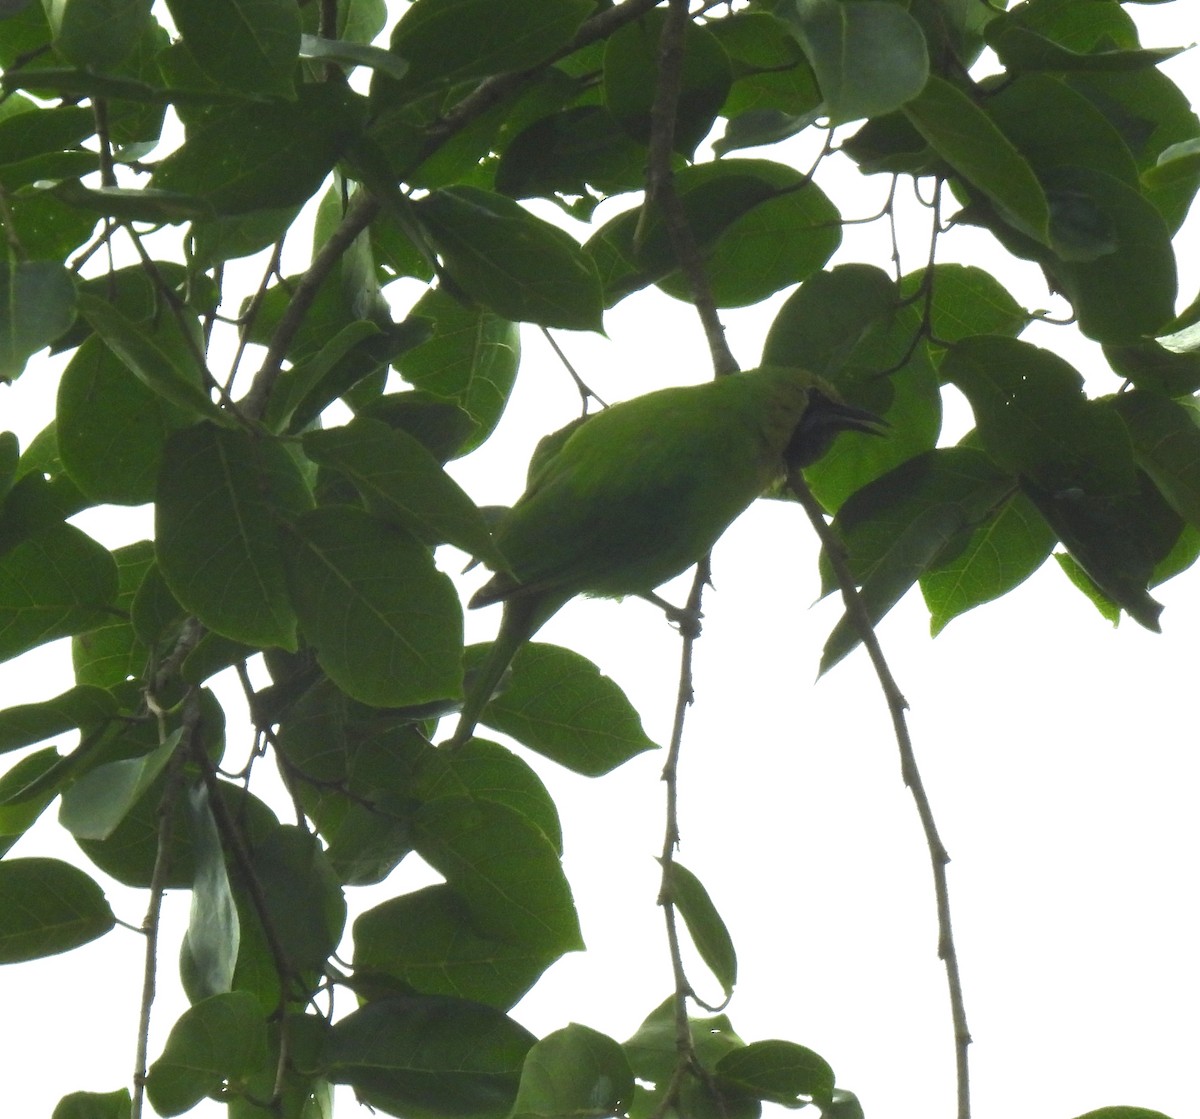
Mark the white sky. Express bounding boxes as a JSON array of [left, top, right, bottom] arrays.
[[4, 5, 1200, 1119]]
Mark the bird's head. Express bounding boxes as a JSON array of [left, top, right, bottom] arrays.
[[785, 387, 888, 469]]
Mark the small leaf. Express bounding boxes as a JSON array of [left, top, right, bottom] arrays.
[[511, 1024, 634, 1119], [466, 641, 659, 776], [284, 505, 463, 707], [299, 32, 409, 79], [180, 781, 239, 999], [715, 1039, 836, 1107], [0, 857, 115, 962], [145, 991, 268, 1116], [51, 1088, 133, 1119], [661, 860, 737, 998], [417, 187, 604, 330], [0, 261, 76, 382]]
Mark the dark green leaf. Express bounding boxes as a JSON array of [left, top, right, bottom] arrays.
[[304, 417, 504, 565], [783, 0, 928, 124], [145, 991, 268, 1117], [59, 732, 178, 841], [1070, 1109, 1176, 1119], [0, 684, 115, 756], [150, 83, 365, 215], [164, 0, 299, 98], [156, 423, 303, 650], [0, 857, 115, 962], [396, 288, 520, 456], [467, 641, 659, 776], [353, 884, 558, 1009], [412, 796, 582, 954], [511, 1024, 634, 1119], [661, 860, 737, 998], [284, 505, 463, 707], [51, 1088, 132, 1119], [0, 522, 117, 664], [0, 261, 76, 382], [324, 995, 536, 1119], [715, 1039, 835, 1107], [904, 74, 1051, 244], [986, 23, 1180, 74], [417, 187, 604, 330], [46, 0, 153, 69], [0, 748, 63, 849], [0, 103, 94, 166], [603, 10, 731, 156]]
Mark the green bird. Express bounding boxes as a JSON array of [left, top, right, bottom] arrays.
[[448, 366, 885, 746]]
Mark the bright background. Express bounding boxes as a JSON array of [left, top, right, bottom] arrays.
[[3, 5, 1198, 1118]]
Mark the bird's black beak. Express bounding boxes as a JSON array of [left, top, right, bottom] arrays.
[[785, 391, 888, 469]]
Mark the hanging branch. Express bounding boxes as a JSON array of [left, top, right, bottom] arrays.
[[787, 472, 972, 1119]]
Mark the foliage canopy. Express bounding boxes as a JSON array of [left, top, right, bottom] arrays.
[[0, 0, 1195, 1117]]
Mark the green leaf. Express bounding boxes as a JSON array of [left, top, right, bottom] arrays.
[[821, 448, 1014, 671], [0, 748, 63, 845], [986, 23, 1180, 74], [298, 32, 409, 80], [181, 781, 240, 1000], [784, 0, 929, 124], [396, 288, 520, 456], [661, 861, 737, 999], [1112, 392, 1200, 530], [323, 995, 536, 1119], [0, 103, 94, 167], [1070, 1109, 1176, 1119], [74, 292, 221, 421], [412, 796, 582, 954], [715, 1039, 835, 1107], [511, 1024, 634, 1119], [163, 0, 299, 98], [156, 423, 302, 650], [417, 187, 604, 330], [383, 0, 591, 94], [944, 335, 1138, 495], [603, 10, 731, 156], [0, 857, 115, 962], [0, 261, 76, 382], [304, 417, 504, 565], [150, 83, 365, 215], [51, 1088, 132, 1119], [57, 336, 193, 505], [58, 731, 179, 841], [70, 541, 159, 687], [145, 991, 268, 1117], [0, 522, 118, 664], [0, 684, 116, 756], [353, 884, 559, 1009], [46, 0, 153, 70], [284, 505, 463, 707], [466, 641, 659, 776], [921, 487, 1056, 635], [903, 74, 1051, 244]]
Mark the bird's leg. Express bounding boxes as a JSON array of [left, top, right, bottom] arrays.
[[639, 591, 703, 638]]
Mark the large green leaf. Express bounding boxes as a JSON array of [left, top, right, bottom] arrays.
[[416, 187, 604, 330], [603, 9, 731, 156], [180, 781, 240, 1000], [51, 1088, 132, 1119], [784, 0, 928, 124], [412, 795, 583, 955], [715, 1040, 835, 1108], [58, 732, 178, 841], [150, 83, 365, 215], [0, 857, 115, 962], [510, 1025, 634, 1119], [145, 991, 268, 1116], [904, 74, 1051, 244], [0, 522, 117, 664], [323, 995, 536, 1119], [163, 0, 299, 98], [303, 417, 504, 566], [283, 505, 463, 707], [156, 423, 303, 650], [46, 0, 154, 69], [0, 684, 116, 756], [1112, 392, 1200, 530], [0, 261, 76, 383]]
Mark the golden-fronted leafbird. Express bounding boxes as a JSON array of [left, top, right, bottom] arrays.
[[448, 366, 885, 745]]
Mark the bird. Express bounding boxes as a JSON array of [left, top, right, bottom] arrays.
[[446, 365, 886, 746]]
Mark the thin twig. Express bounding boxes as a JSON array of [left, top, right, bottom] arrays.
[[788, 472, 972, 1119]]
